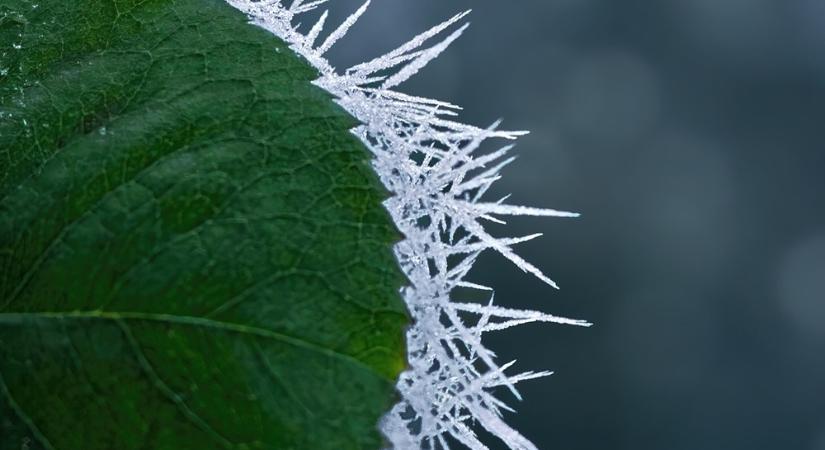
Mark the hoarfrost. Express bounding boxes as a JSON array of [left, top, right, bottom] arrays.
[[224, 1, 591, 448]]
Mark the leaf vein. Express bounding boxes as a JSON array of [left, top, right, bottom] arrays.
[[0, 310, 391, 381], [0, 368, 57, 450], [115, 319, 236, 449]]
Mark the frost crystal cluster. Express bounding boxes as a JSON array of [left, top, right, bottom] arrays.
[[225, 1, 590, 448]]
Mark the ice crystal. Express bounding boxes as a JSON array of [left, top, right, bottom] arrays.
[[224, 1, 591, 448]]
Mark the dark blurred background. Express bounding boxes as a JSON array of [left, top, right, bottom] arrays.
[[324, 1, 825, 448]]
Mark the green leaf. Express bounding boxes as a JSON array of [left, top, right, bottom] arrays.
[[0, 0, 408, 449]]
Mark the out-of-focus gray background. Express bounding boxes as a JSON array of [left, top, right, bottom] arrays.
[[324, 1, 825, 448]]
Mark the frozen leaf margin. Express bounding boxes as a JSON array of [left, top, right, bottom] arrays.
[[224, 1, 591, 448]]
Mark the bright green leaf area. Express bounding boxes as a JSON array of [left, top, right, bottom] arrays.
[[0, 0, 408, 449]]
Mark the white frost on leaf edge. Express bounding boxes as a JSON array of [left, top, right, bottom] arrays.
[[224, 1, 591, 449]]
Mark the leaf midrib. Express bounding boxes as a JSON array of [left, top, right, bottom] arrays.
[[0, 310, 390, 382]]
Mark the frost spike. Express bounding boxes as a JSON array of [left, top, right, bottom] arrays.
[[292, 0, 329, 14], [317, 0, 370, 55], [447, 301, 592, 327], [382, 24, 468, 90], [304, 10, 328, 48], [471, 203, 581, 218], [347, 10, 471, 75]]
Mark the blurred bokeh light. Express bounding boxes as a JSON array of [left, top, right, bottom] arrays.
[[324, 1, 825, 448]]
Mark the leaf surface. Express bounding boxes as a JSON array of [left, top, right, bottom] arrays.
[[0, 1, 407, 449]]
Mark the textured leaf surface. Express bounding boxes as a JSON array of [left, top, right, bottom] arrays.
[[0, 0, 407, 449]]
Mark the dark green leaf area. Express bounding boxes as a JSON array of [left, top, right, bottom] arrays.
[[0, 0, 407, 449]]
